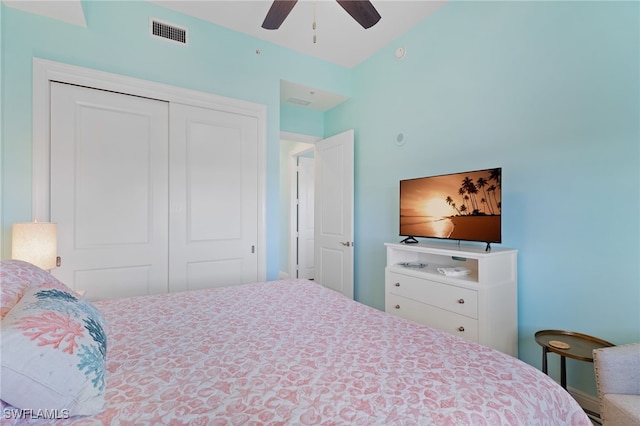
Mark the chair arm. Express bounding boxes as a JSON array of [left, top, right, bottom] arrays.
[[593, 343, 640, 396]]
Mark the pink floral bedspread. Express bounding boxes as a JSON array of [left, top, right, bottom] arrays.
[[4, 279, 589, 425]]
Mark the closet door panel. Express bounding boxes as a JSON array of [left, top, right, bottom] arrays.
[[188, 122, 243, 241], [169, 103, 258, 292], [50, 82, 169, 299]]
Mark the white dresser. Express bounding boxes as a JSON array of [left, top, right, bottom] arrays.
[[385, 242, 518, 356]]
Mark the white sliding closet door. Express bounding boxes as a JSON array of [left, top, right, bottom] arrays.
[[50, 82, 169, 300], [169, 103, 258, 291]]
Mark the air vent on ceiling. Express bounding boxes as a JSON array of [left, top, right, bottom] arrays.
[[150, 18, 188, 45], [287, 97, 312, 107]]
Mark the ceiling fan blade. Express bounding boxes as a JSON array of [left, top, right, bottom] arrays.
[[262, 0, 298, 30], [336, 0, 381, 29]]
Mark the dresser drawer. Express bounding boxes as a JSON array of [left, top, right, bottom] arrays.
[[386, 293, 479, 343], [387, 271, 478, 319]]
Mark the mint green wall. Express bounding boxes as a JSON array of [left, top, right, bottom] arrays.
[[280, 104, 325, 137], [0, 4, 4, 248], [326, 1, 639, 396], [0, 1, 350, 279]]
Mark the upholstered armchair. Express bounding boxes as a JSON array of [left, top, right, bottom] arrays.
[[593, 343, 640, 425]]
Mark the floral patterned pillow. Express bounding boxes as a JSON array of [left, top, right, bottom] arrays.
[[0, 260, 71, 319], [0, 285, 108, 416]]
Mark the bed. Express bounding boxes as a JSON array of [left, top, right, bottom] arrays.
[[1, 260, 590, 425]]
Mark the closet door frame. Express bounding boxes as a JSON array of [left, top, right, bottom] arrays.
[[32, 58, 267, 282]]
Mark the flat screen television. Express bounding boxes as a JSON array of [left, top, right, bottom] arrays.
[[399, 168, 501, 249]]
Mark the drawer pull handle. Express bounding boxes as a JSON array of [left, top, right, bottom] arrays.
[[457, 298, 465, 304], [458, 326, 465, 332], [394, 282, 400, 287], [395, 304, 401, 309]]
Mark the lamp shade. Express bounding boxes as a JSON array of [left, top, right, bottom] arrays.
[[11, 222, 58, 270]]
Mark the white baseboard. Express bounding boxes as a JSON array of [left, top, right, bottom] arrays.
[[278, 271, 290, 279], [568, 386, 600, 416]]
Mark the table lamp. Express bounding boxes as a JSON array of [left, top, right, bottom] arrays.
[[11, 221, 58, 270]]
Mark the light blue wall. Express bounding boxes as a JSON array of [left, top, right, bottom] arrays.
[[281, 103, 325, 137], [0, 4, 4, 245], [326, 1, 639, 395], [0, 1, 350, 279]]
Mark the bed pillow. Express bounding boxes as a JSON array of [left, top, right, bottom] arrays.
[[0, 285, 108, 416], [0, 281, 30, 320], [0, 260, 71, 318]]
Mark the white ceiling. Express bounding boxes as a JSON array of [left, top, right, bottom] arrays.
[[150, 0, 446, 69], [3, 0, 87, 27], [3, 0, 447, 111]]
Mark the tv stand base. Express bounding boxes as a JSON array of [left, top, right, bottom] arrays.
[[400, 236, 419, 244]]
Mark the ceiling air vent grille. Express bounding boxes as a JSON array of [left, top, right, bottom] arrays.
[[287, 97, 312, 107], [151, 19, 188, 45]]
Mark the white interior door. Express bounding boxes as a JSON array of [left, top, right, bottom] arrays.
[[50, 82, 169, 300], [314, 129, 354, 298], [297, 155, 315, 279], [169, 103, 258, 291]]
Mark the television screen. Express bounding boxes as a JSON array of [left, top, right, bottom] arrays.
[[399, 168, 502, 244]]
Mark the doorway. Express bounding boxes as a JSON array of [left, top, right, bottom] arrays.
[[279, 129, 355, 300], [293, 149, 315, 280], [279, 133, 319, 279]]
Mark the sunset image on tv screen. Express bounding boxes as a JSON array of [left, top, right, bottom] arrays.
[[400, 168, 501, 243]]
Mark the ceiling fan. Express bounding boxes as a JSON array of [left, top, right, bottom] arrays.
[[262, 0, 381, 30]]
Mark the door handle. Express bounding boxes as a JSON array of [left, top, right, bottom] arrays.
[[340, 241, 351, 247]]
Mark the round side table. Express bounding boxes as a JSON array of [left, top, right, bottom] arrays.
[[535, 329, 614, 389]]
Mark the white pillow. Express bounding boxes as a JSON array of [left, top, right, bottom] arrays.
[[0, 281, 29, 320], [1, 285, 108, 416]]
